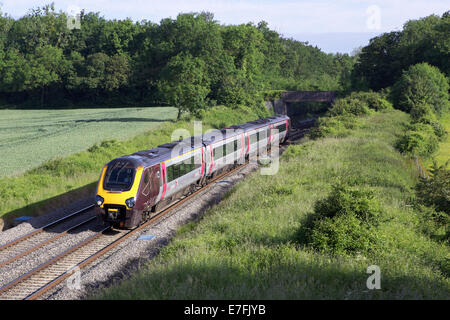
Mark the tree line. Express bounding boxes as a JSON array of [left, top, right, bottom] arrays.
[[352, 11, 449, 91], [0, 4, 354, 116]]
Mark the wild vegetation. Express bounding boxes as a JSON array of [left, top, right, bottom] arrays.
[[0, 4, 353, 118]]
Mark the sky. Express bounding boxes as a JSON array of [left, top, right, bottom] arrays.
[[0, 0, 448, 54]]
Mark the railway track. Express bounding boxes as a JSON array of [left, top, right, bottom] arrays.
[[0, 163, 248, 300], [0, 205, 95, 268]]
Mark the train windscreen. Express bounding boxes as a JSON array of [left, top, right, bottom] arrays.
[[104, 160, 136, 191]]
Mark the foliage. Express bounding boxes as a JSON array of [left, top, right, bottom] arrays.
[[308, 115, 360, 139], [395, 123, 439, 158], [158, 52, 211, 119], [416, 162, 450, 214], [347, 91, 393, 111], [298, 184, 383, 255], [327, 97, 371, 117], [392, 63, 449, 116], [0, 7, 353, 110], [353, 12, 450, 91]]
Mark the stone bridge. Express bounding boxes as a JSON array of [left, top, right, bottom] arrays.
[[266, 91, 336, 115]]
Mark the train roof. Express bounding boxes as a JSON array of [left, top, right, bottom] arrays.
[[108, 114, 290, 168]]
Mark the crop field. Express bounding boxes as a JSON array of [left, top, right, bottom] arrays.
[[0, 107, 178, 178]]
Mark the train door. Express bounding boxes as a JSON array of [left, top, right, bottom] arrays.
[[139, 165, 161, 209]]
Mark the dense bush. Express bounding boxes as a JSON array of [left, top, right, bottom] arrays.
[[309, 91, 393, 140], [395, 123, 439, 157], [416, 163, 450, 214], [347, 91, 393, 111], [307, 115, 360, 139], [327, 97, 372, 117], [307, 213, 379, 256], [298, 184, 383, 255], [0, 6, 355, 111]]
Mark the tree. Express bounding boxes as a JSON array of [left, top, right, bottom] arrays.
[[352, 12, 450, 91], [392, 62, 449, 117], [158, 53, 211, 119], [29, 45, 69, 105]]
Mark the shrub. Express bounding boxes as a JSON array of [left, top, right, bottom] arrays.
[[327, 97, 372, 117], [395, 123, 439, 158], [348, 91, 393, 111], [415, 204, 449, 242], [313, 184, 382, 223], [308, 213, 379, 256], [308, 115, 360, 139], [416, 163, 450, 214], [298, 184, 383, 255]]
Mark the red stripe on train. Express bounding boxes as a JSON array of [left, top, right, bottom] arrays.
[[161, 162, 167, 200]]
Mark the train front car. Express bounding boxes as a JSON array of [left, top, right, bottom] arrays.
[[95, 158, 141, 228], [95, 157, 147, 228]]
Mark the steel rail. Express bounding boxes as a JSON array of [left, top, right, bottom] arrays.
[[0, 216, 97, 268], [0, 204, 95, 253]]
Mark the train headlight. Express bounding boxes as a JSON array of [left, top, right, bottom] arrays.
[[125, 197, 136, 209], [95, 195, 104, 206]]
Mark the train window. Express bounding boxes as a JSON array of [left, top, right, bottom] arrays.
[[167, 165, 174, 182], [234, 140, 238, 151], [178, 162, 186, 177], [277, 123, 286, 132], [172, 164, 179, 180], [213, 146, 223, 160], [250, 133, 257, 144], [259, 130, 266, 140], [224, 141, 234, 156], [104, 160, 136, 191], [184, 157, 194, 173], [143, 172, 149, 184], [141, 171, 151, 196]]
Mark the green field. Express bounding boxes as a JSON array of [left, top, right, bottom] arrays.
[[0, 107, 178, 178], [95, 109, 449, 300]]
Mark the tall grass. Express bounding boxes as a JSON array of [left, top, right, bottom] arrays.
[[95, 109, 449, 300]]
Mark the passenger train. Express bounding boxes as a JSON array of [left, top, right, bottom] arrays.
[[95, 114, 290, 228]]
